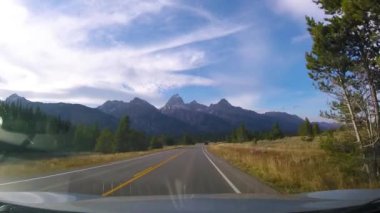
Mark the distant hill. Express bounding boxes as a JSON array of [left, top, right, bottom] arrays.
[[312, 121, 341, 131], [263, 112, 305, 133], [5, 94, 117, 129], [3, 94, 338, 136]]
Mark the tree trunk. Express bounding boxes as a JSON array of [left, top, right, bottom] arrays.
[[368, 82, 380, 132], [340, 81, 373, 180], [366, 70, 380, 179], [341, 86, 362, 144]]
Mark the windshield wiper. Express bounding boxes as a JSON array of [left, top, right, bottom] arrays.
[[342, 197, 380, 213]]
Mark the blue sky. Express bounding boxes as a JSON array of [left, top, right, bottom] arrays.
[[0, 0, 330, 121]]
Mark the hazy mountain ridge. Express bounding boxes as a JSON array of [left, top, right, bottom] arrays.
[[97, 97, 196, 135], [4, 94, 338, 136], [160, 95, 312, 134], [5, 94, 118, 129], [160, 95, 233, 133]]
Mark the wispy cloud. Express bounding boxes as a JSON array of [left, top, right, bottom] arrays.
[[0, 0, 330, 121], [0, 0, 245, 103], [226, 93, 261, 110], [271, 0, 325, 22], [291, 32, 310, 43]]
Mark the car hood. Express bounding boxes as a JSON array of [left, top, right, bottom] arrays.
[[0, 189, 379, 213]]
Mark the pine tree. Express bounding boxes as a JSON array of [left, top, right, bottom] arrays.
[[181, 134, 194, 145], [73, 125, 99, 151], [129, 130, 148, 151], [95, 129, 114, 153], [150, 136, 164, 149], [114, 116, 130, 152], [233, 124, 250, 142], [312, 123, 321, 136], [298, 118, 313, 137], [271, 122, 284, 139], [164, 136, 175, 146]]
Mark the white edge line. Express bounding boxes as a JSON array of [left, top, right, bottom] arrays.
[[0, 149, 176, 186], [202, 146, 241, 194]]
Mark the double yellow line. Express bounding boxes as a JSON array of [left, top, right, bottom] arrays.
[[102, 151, 184, 197]]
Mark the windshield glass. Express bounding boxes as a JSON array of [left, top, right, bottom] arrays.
[[0, 0, 379, 212]]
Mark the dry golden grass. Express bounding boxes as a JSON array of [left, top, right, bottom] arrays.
[[0, 146, 180, 179], [208, 137, 379, 193]]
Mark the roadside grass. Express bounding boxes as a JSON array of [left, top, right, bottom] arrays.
[[0, 146, 182, 179], [208, 137, 379, 194]]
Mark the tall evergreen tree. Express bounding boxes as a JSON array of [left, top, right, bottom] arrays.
[[73, 125, 99, 151], [129, 130, 148, 151], [150, 136, 164, 149], [114, 116, 131, 152], [307, 0, 380, 178], [271, 122, 284, 139], [181, 134, 194, 145], [232, 124, 250, 142], [95, 129, 114, 153], [312, 123, 321, 136], [298, 118, 313, 137]]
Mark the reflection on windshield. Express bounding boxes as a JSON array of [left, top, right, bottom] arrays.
[[0, 1, 379, 213]]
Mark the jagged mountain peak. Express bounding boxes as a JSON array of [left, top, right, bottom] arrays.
[[97, 100, 128, 114], [129, 97, 157, 111], [98, 100, 126, 107], [130, 97, 148, 104], [209, 98, 233, 110], [103, 100, 125, 105], [161, 94, 186, 111], [2, 92, 338, 135], [166, 94, 184, 106], [6, 93, 23, 99], [5, 93, 29, 104], [217, 98, 232, 106], [188, 100, 207, 111], [98, 97, 157, 113]]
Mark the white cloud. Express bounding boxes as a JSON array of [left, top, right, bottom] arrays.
[[28, 96, 105, 107], [291, 32, 310, 43], [0, 0, 244, 103], [226, 93, 261, 110], [170, 3, 220, 24], [271, 0, 325, 22]]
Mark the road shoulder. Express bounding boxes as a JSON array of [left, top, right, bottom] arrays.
[[204, 146, 279, 195]]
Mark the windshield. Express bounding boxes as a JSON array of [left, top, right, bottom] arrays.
[[0, 0, 379, 212]]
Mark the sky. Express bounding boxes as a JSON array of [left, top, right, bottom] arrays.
[[0, 0, 331, 121]]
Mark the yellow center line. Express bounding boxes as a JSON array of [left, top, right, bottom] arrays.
[[102, 151, 185, 197]]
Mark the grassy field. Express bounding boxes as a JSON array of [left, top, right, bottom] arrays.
[[208, 137, 379, 193], [0, 146, 180, 179]]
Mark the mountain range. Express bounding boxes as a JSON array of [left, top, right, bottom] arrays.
[[3, 94, 339, 136]]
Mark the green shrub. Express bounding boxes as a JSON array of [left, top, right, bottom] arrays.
[[319, 132, 357, 154], [150, 136, 164, 149]]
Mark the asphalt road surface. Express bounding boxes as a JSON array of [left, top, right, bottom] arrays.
[[0, 145, 277, 197]]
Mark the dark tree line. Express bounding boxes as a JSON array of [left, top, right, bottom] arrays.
[[0, 103, 70, 134], [95, 118, 197, 154], [0, 102, 199, 153], [1, 102, 313, 153], [227, 122, 284, 143]]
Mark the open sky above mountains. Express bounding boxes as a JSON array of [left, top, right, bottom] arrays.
[[0, 0, 329, 121]]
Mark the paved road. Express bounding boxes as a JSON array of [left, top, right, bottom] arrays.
[[0, 145, 277, 197]]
